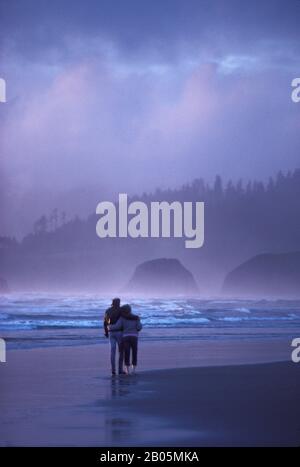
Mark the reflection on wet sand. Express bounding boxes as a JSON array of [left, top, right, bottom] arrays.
[[104, 375, 140, 445], [110, 374, 139, 399], [102, 373, 200, 446]]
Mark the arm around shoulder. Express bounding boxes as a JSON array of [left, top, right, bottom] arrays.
[[109, 317, 123, 332]]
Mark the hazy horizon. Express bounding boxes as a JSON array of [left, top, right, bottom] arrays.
[[1, 169, 291, 239]]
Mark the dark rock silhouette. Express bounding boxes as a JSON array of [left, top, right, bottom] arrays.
[[0, 277, 9, 293], [0, 169, 300, 293], [223, 252, 300, 297], [127, 258, 198, 296]]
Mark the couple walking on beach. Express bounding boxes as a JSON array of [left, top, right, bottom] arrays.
[[104, 298, 142, 375]]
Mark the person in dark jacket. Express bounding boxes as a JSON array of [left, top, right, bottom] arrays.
[[103, 298, 125, 375], [109, 304, 142, 375]]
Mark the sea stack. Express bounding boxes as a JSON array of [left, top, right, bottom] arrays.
[[127, 258, 198, 296], [223, 252, 300, 298]]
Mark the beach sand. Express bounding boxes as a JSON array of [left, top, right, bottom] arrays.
[[0, 337, 299, 446]]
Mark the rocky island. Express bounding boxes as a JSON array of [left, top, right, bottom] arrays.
[[127, 258, 198, 296]]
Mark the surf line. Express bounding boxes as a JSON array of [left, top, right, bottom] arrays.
[[96, 193, 204, 249]]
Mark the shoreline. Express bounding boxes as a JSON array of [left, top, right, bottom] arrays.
[[2, 323, 298, 351], [3, 332, 293, 366], [1, 359, 299, 446], [0, 337, 298, 446]]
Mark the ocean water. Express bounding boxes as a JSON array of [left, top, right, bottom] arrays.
[[0, 293, 300, 349]]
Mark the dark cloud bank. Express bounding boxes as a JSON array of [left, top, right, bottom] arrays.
[[0, 1, 300, 294]]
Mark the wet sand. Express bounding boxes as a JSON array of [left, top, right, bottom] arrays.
[[0, 337, 299, 446]]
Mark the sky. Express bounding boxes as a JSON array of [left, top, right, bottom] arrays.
[[0, 0, 300, 237]]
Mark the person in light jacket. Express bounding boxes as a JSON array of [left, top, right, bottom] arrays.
[[109, 304, 142, 374]]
